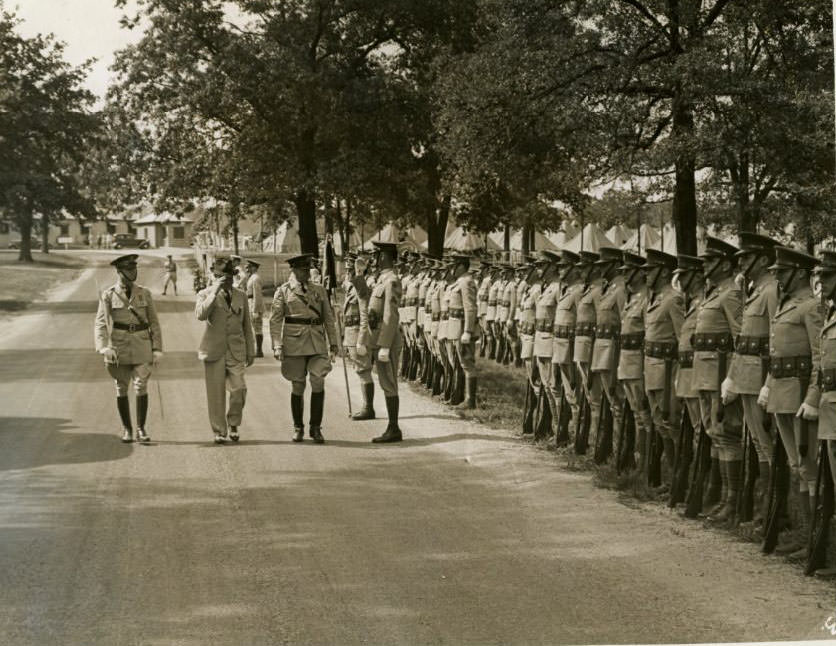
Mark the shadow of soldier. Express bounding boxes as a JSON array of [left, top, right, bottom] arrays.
[[0, 417, 133, 471]]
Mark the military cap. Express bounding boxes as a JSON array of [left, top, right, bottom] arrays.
[[619, 250, 646, 270], [814, 250, 836, 274], [540, 250, 562, 264], [451, 253, 472, 263], [110, 253, 139, 268], [372, 241, 398, 253], [344, 252, 357, 261], [211, 256, 235, 274], [768, 246, 819, 272], [230, 254, 242, 264], [579, 250, 600, 264], [701, 236, 739, 259], [595, 246, 624, 264], [287, 253, 314, 268], [735, 232, 780, 258], [245, 258, 260, 269], [673, 254, 703, 275], [556, 249, 580, 266], [645, 248, 678, 270]]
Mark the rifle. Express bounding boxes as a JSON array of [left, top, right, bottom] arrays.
[[522, 362, 540, 435], [555, 379, 572, 448], [685, 425, 712, 518], [594, 393, 613, 464], [762, 432, 791, 553], [669, 407, 694, 507], [736, 421, 759, 524], [806, 440, 834, 575], [616, 398, 635, 474], [575, 387, 591, 455], [647, 424, 664, 488], [534, 384, 553, 441]]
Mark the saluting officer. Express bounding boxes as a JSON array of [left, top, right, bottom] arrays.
[[244, 259, 265, 357], [362, 241, 404, 443], [95, 254, 163, 443], [447, 254, 480, 409], [351, 253, 378, 420], [617, 251, 653, 469], [196, 256, 256, 443], [758, 246, 822, 558], [694, 237, 744, 523], [722, 233, 780, 529], [270, 253, 338, 444], [643, 249, 685, 484]]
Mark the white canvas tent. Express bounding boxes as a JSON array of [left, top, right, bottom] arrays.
[[446, 227, 501, 252], [607, 224, 635, 247], [620, 224, 662, 252], [563, 223, 613, 253], [545, 220, 581, 249], [262, 220, 301, 254]]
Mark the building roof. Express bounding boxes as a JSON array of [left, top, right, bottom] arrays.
[[134, 213, 193, 225]]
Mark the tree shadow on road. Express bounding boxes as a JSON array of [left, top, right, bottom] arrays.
[[21, 299, 197, 315], [0, 416, 132, 471]]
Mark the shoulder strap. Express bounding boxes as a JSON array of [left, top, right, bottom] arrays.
[[112, 289, 149, 326]]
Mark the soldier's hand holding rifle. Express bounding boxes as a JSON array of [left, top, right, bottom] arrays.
[[797, 402, 819, 421], [460, 331, 471, 344], [720, 376, 737, 404], [757, 384, 770, 408]]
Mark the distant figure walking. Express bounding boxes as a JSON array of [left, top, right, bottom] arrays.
[[162, 254, 177, 295]]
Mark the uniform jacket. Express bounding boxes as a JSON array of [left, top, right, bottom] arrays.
[[487, 278, 502, 322], [95, 282, 162, 365], [477, 275, 491, 318], [269, 276, 337, 357], [693, 277, 742, 391], [819, 306, 836, 440], [447, 272, 479, 339], [644, 285, 685, 390], [591, 276, 626, 372], [534, 280, 560, 358], [343, 281, 361, 346], [552, 282, 584, 364], [765, 287, 823, 414], [574, 280, 603, 364], [362, 268, 402, 350], [195, 284, 255, 362], [246, 272, 264, 315], [439, 280, 452, 340], [164, 260, 177, 275], [618, 286, 647, 381], [500, 279, 518, 324], [726, 274, 779, 395], [675, 296, 701, 399]]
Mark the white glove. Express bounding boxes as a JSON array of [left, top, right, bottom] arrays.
[[757, 385, 770, 409], [99, 347, 117, 363], [720, 377, 737, 404], [378, 347, 390, 362], [461, 331, 472, 344], [152, 350, 164, 366], [797, 402, 819, 421], [273, 346, 284, 361], [356, 344, 367, 357]]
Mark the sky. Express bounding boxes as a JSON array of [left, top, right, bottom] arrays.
[[11, 0, 141, 100]]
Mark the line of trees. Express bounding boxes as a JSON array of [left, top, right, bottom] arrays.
[[2, 1, 833, 261]]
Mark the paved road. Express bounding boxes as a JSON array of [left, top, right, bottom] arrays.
[[0, 255, 833, 645]]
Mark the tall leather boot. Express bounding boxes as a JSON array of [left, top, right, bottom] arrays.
[[442, 360, 454, 402], [663, 436, 676, 485], [423, 350, 433, 388], [704, 457, 723, 509], [636, 428, 648, 474], [431, 358, 443, 396], [309, 390, 325, 443], [479, 337, 486, 358], [117, 395, 132, 442], [352, 382, 375, 420], [400, 345, 410, 379], [291, 393, 305, 442], [255, 334, 264, 358], [455, 376, 476, 410], [409, 349, 420, 381], [372, 396, 402, 443], [777, 485, 813, 557], [135, 393, 150, 443], [709, 459, 741, 525], [450, 364, 465, 406]]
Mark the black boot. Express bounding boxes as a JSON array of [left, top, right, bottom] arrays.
[[255, 334, 264, 358], [135, 393, 150, 443], [309, 390, 325, 444], [431, 358, 443, 396], [704, 457, 723, 511], [352, 382, 375, 420], [117, 395, 132, 442], [456, 376, 477, 410], [373, 396, 402, 443], [442, 361, 454, 402], [291, 393, 304, 442], [451, 364, 465, 405]]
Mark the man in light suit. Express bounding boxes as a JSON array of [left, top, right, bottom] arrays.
[[195, 256, 255, 444], [270, 254, 339, 443]]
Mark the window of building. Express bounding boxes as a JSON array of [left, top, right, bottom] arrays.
[[59, 224, 70, 235], [172, 226, 185, 239], [107, 222, 116, 233], [0, 222, 8, 234]]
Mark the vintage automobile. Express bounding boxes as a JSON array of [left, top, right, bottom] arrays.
[[112, 233, 151, 249]]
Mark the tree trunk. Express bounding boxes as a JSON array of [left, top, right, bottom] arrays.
[[736, 152, 756, 233], [521, 223, 531, 256], [503, 224, 510, 253], [294, 190, 319, 256], [17, 212, 34, 262], [671, 90, 698, 256], [426, 194, 451, 258], [232, 215, 240, 256], [41, 213, 50, 254]]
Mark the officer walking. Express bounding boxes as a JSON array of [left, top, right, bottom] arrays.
[[244, 259, 265, 357], [162, 254, 177, 295], [362, 241, 404, 442], [95, 254, 163, 443], [195, 256, 255, 444], [270, 254, 338, 444]]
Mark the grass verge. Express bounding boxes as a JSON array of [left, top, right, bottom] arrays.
[[0, 251, 87, 313]]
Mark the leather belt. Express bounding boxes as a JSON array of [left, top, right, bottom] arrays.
[[488, 300, 497, 307], [769, 355, 813, 379], [449, 308, 464, 319], [247, 294, 254, 299], [645, 341, 677, 359], [595, 324, 619, 340], [405, 298, 419, 307], [520, 322, 536, 335], [432, 312, 441, 321], [285, 317, 322, 325], [575, 321, 595, 338], [620, 332, 645, 350], [693, 332, 734, 352], [678, 351, 694, 368], [500, 300, 510, 308], [823, 368, 836, 393], [535, 319, 552, 333], [113, 321, 149, 332], [735, 335, 769, 357], [344, 315, 360, 327], [441, 312, 449, 320], [554, 325, 574, 339]]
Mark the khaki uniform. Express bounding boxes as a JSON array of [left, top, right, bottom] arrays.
[[270, 276, 338, 393], [342, 278, 361, 352], [589, 276, 627, 437], [726, 274, 779, 463], [553, 282, 585, 429], [765, 288, 822, 491], [449, 272, 479, 377], [695, 278, 744, 460], [574, 280, 603, 409], [519, 282, 541, 362], [95, 282, 162, 396], [676, 296, 703, 437], [818, 306, 836, 488], [352, 274, 375, 384], [619, 287, 652, 434], [246, 272, 264, 334], [163, 259, 177, 293], [534, 280, 561, 417], [196, 285, 255, 434], [477, 274, 492, 340], [363, 268, 403, 397], [644, 285, 685, 441]]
